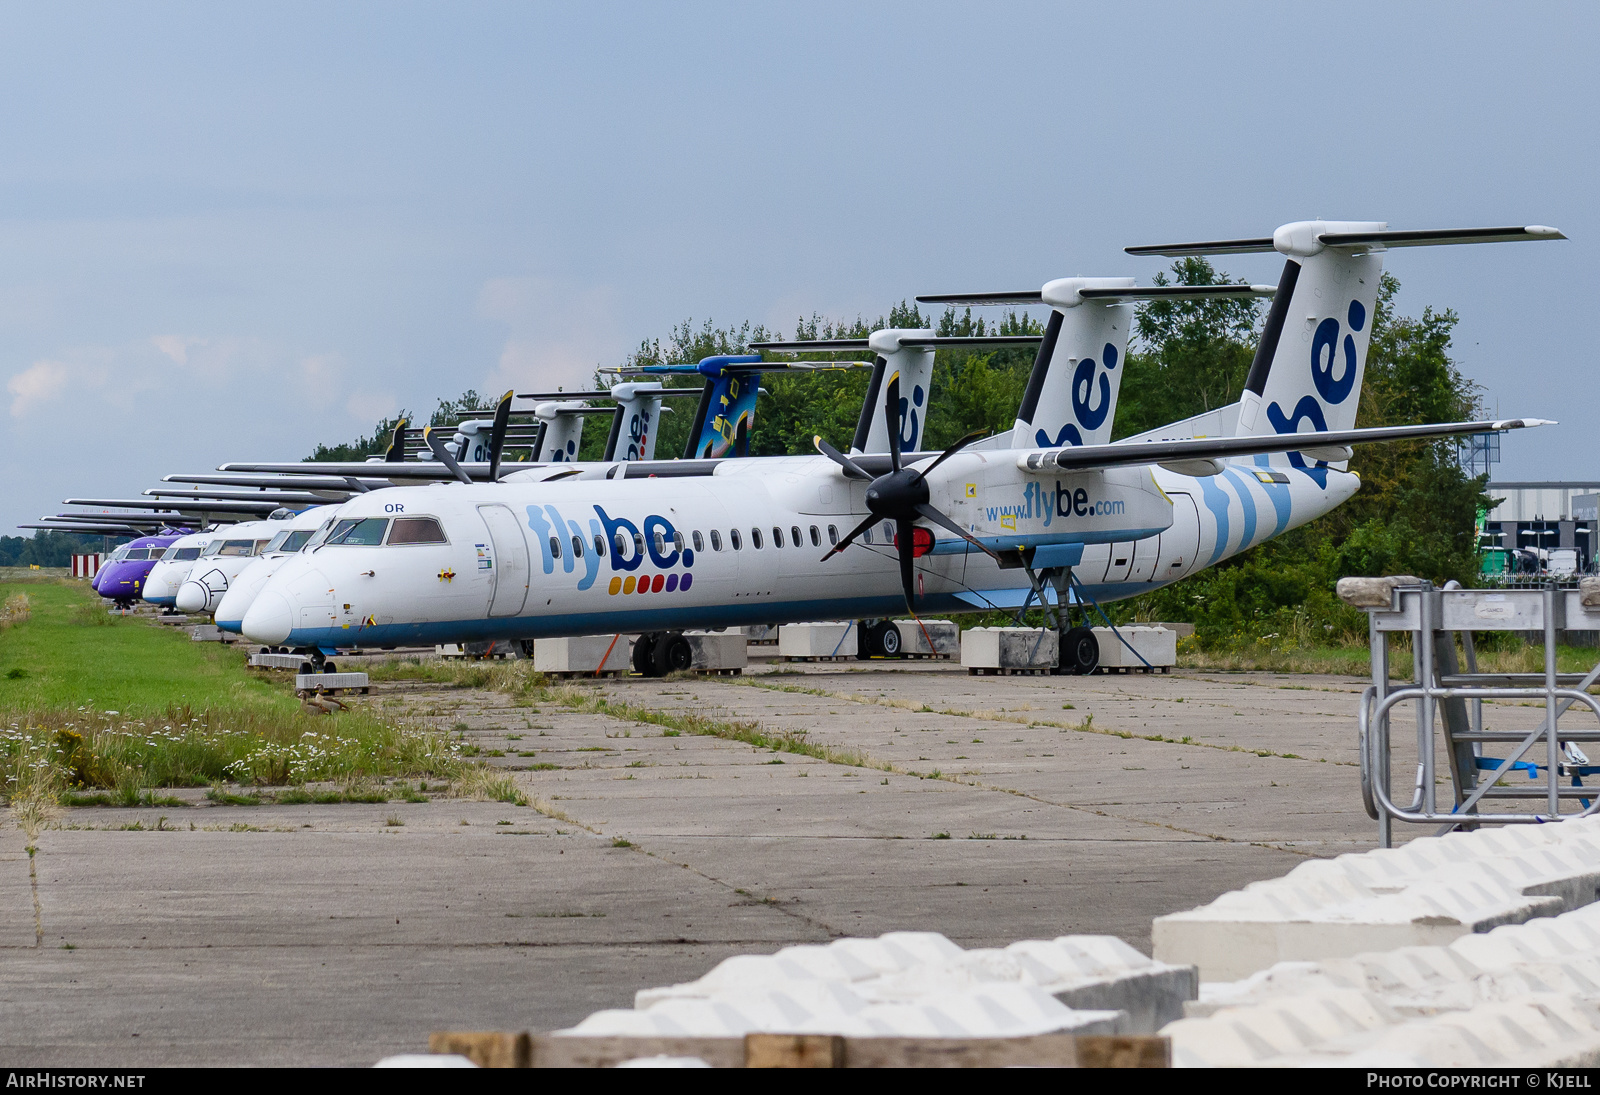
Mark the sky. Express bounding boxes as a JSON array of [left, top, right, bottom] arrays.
[[2, 0, 1595, 535]]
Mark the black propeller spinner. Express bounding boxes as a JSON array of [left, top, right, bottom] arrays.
[[814, 371, 997, 612]]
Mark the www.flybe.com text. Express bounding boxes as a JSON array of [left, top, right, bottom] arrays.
[[987, 481, 1124, 526]]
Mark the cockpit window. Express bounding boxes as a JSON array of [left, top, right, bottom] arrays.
[[122, 548, 153, 561], [263, 530, 292, 553], [326, 518, 390, 546], [173, 547, 203, 561], [279, 530, 313, 553], [218, 539, 256, 557], [158, 546, 178, 562], [203, 539, 227, 557], [110, 545, 130, 561], [386, 517, 448, 545]]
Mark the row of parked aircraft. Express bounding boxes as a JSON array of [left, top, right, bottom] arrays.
[[40, 220, 1561, 675]]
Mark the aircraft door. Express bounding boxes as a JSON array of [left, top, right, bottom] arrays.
[[1129, 533, 1161, 583], [1154, 493, 1201, 582], [478, 504, 531, 617], [1103, 542, 1135, 584], [1077, 542, 1111, 583]]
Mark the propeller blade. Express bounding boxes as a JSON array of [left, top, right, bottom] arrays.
[[487, 389, 514, 481], [820, 513, 879, 561], [911, 429, 989, 484], [423, 426, 473, 485], [885, 372, 902, 473], [385, 418, 408, 462], [913, 502, 1000, 560], [813, 435, 873, 481], [342, 477, 370, 494], [895, 517, 917, 613]]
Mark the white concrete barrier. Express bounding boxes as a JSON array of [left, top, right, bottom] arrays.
[[533, 634, 633, 675], [1154, 818, 1600, 981], [249, 652, 306, 670], [734, 624, 777, 645], [1092, 626, 1176, 670], [960, 627, 1057, 673], [294, 671, 370, 694], [778, 622, 857, 659], [892, 619, 959, 658], [623, 931, 1189, 1035], [682, 631, 747, 672]]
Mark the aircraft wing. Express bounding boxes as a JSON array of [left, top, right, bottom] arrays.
[[164, 473, 383, 491], [64, 497, 287, 515], [1019, 418, 1552, 473]]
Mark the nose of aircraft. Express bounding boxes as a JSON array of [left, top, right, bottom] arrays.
[[241, 592, 294, 646], [175, 580, 208, 614]]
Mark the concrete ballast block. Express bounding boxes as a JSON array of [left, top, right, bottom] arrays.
[[960, 627, 1057, 670], [533, 635, 632, 674], [778, 622, 857, 658], [1092, 626, 1176, 668], [682, 631, 747, 671], [893, 619, 959, 657]]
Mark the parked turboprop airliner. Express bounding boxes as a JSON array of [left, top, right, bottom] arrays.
[[240, 222, 1561, 674]]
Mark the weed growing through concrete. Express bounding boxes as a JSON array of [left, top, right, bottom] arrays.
[[449, 767, 528, 806]]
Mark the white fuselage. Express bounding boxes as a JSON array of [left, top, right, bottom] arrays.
[[240, 451, 1357, 649], [141, 532, 214, 607]]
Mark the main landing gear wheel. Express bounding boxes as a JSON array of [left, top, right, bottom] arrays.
[[1059, 626, 1100, 676], [652, 634, 693, 676], [874, 620, 902, 658], [633, 633, 658, 675]]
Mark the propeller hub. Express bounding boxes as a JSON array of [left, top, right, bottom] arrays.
[[865, 469, 929, 517]]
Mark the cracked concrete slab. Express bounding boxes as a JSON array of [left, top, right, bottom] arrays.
[[2, 662, 1405, 1064]]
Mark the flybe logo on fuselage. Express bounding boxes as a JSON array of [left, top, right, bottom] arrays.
[[986, 480, 1125, 528], [525, 504, 695, 596]]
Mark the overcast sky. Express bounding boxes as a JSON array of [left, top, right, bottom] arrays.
[[2, 1, 1594, 535]]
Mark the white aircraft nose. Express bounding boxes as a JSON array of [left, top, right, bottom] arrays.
[[175, 580, 208, 614], [241, 592, 294, 646]]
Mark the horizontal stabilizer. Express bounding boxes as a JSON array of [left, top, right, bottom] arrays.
[[1317, 225, 1566, 248], [1128, 224, 1564, 257], [1125, 237, 1275, 257], [163, 473, 387, 491], [1023, 418, 1553, 473], [1078, 284, 1277, 303], [752, 336, 1040, 353], [914, 291, 1042, 306], [144, 488, 338, 504]]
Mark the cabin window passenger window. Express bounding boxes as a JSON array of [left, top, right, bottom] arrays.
[[692, 531, 704, 552], [809, 525, 820, 547], [550, 536, 561, 559], [730, 529, 742, 550], [614, 531, 629, 558], [673, 531, 684, 553], [326, 518, 390, 546], [595, 534, 607, 557], [633, 532, 645, 558], [387, 517, 448, 545], [864, 528, 873, 545], [827, 525, 838, 546], [653, 531, 666, 554], [791, 526, 802, 548], [711, 530, 722, 551], [772, 527, 783, 548], [572, 535, 584, 558], [751, 528, 763, 549]]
